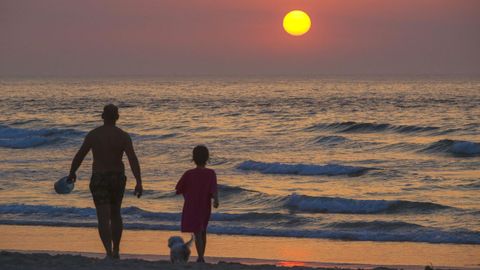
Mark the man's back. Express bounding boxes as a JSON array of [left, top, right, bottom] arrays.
[[87, 125, 129, 173], [67, 104, 143, 259]]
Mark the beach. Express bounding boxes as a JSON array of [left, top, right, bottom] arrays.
[[1, 225, 479, 269], [2, 251, 394, 270]]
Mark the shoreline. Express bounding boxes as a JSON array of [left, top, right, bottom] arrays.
[[0, 250, 397, 270], [0, 250, 475, 270], [0, 225, 479, 269], [0, 250, 396, 270]]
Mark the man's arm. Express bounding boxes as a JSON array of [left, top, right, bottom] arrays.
[[68, 135, 92, 182], [125, 134, 143, 198]]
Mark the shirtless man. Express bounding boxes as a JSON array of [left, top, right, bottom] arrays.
[[67, 104, 143, 259]]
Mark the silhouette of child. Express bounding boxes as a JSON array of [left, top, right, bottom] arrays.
[[175, 145, 219, 263]]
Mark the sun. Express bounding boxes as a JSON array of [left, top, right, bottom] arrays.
[[283, 10, 311, 36]]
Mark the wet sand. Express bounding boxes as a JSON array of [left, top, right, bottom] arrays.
[[1, 225, 479, 270], [0, 251, 390, 270]]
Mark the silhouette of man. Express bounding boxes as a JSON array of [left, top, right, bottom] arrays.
[[67, 104, 143, 259]]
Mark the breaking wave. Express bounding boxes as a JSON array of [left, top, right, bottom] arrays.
[[422, 139, 480, 156], [237, 160, 371, 176], [0, 125, 84, 149], [285, 194, 451, 214], [306, 121, 442, 134]]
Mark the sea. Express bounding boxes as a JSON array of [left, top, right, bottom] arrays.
[[0, 77, 479, 245]]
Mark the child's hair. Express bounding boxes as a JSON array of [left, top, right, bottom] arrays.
[[192, 145, 209, 166]]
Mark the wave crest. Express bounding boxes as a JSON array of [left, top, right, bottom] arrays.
[[313, 135, 349, 145], [0, 125, 83, 149], [237, 160, 371, 176], [306, 121, 441, 134], [285, 194, 451, 214], [422, 139, 480, 156]]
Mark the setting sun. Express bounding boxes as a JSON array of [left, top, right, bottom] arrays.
[[283, 10, 311, 36]]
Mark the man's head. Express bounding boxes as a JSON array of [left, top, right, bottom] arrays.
[[192, 145, 209, 166], [102, 104, 119, 124]]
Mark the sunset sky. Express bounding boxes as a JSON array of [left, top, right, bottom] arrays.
[[1, 0, 479, 76]]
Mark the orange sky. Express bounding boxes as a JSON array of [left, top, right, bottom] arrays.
[[1, 0, 479, 76]]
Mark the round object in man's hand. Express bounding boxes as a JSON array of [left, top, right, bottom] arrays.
[[54, 176, 75, 194]]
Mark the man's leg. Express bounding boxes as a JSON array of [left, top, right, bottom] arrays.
[[95, 204, 113, 257], [110, 202, 123, 259]]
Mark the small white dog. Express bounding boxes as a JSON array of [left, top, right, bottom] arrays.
[[168, 235, 194, 263]]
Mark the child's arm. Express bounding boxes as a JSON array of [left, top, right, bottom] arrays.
[[211, 171, 219, 208], [175, 172, 187, 195], [212, 191, 219, 208]]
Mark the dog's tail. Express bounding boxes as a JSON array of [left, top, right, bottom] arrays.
[[185, 234, 194, 247]]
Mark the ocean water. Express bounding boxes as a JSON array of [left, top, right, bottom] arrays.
[[0, 77, 479, 245]]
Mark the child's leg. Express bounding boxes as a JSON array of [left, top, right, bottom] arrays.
[[194, 231, 207, 262]]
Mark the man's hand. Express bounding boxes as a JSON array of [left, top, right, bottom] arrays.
[[67, 172, 77, 183], [213, 199, 219, 209], [134, 183, 143, 198]]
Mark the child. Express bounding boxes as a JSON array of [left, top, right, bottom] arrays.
[[175, 145, 219, 263]]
